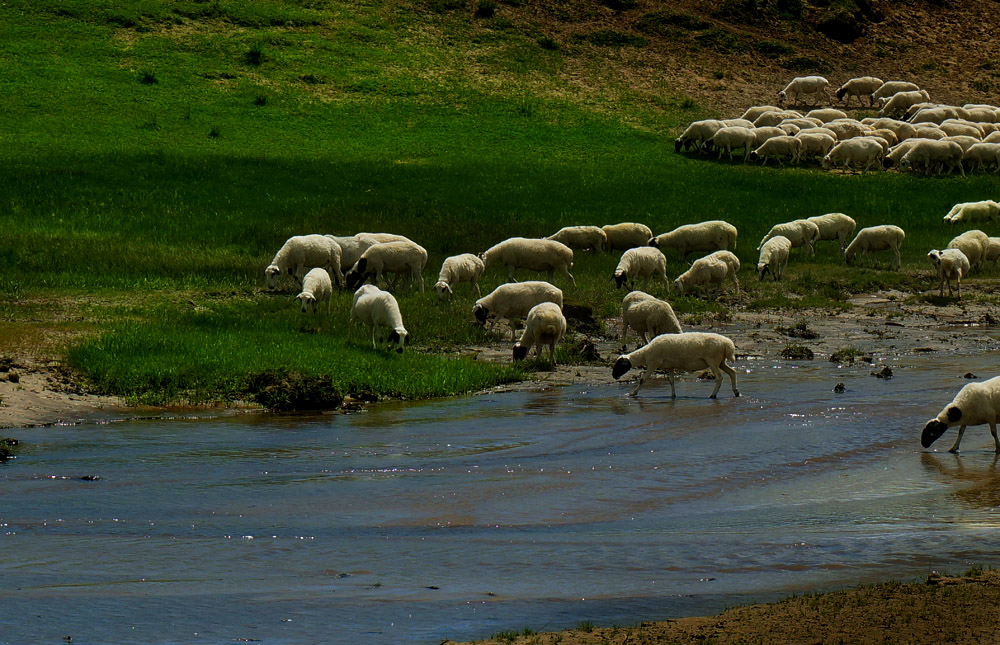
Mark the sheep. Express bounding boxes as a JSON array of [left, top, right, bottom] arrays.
[[966, 108, 1000, 124], [433, 253, 485, 300], [796, 126, 838, 139], [864, 118, 917, 141], [480, 237, 575, 286], [868, 128, 899, 147], [612, 332, 740, 399], [648, 220, 738, 262], [964, 143, 1000, 173], [822, 120, 868, 141], [620, 292, 682, 347], [348, 284, 408, 353], [836, 76, 884, 107], [740, 105, 781, 121], [756, 235, 791, 281], [939, 121, 984, 139], [672, 251, 740, 296], [899, 140, 964, 176], [545, 225, 607, 252], [758, 219, 820, 256], [912, 125, 948, 140], [927, 249, 970, 298], [675, 119, 725, 152], [844, 225, 905, 269], [943, 201, 1000, 226], [883, 139, 923, 169], [703, 126, 757, 161], [871, 81, 921, 103], [512, 302, 567, 365], [294, 268, 333, 315], [941, 119, 987, 137], [805, 108, 848, 123], [920, 376, 1000, 453], [777, 123, 801, 136], [472, 281, 563, 340], [602, 222, 654, 252], [986, 132, 1000, 144], [941, 135, 982, 153], [910, 106, 968, 125], [752, 126, 788, 147], [325, 235, 380, 273], [947, 230, 990, 270], [807, 213, 857, 251], [613, 247, 668, 291], [879, 90, 931, 118], [794, 132, 837, 163], [344, 240, 428, 292], [753, 110, 806, 128], [749, 135, 801, 165], [265, 234, 344, 290], [986, 237, 1000, 268], [779, 117, 824, 130], [778, 76, 831, 107], [721, 118, 755, 129]]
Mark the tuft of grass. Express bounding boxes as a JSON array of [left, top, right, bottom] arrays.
[[829, 346, 872, 364], [244, 44, 267, 67], [781, 344, 814, 360], [475, 0, 498, 18], [577, 620, 596, 632], [208, 125, 222, 138], [137, 70, 158, 85], [253, 95, 268, 107]]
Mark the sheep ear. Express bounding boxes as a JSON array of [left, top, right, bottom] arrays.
[[446, 284, 453, 294], [947, 406, 963, 422]]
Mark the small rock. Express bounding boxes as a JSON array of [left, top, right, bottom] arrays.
[[964, 372, 978, 379], [781, 345, 814, 360], [871, 366, 893, 379], [833, 382, 846, 393], [80, 475, 101, 481], [7, 371, 19, 384]]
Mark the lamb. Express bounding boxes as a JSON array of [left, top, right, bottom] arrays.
[[433, 253, 486, 300], [612, 332, 740, 399], [294, 268, 333, 315], [675, 119, 725, 152], [265, 234, 344, 290], [879, 90, 931, 118], [613, 247, 668, 291], [348, 284, 408, 353], [899, 140, 964, 176], [947, 230, 990, 270], [943, 201, 1000, 226], [920, 376, 1000, 453], [777, 76, 831, 107], [512, 302, 567, 365], [703, 126, 757, 161], [794, 132, 836, 163], [620, 291, 682, 346], [648, 220, 738, 262], [546, 225, 607, 252], [807, 212, 857, 250], [672, 251, 741, 296], [602, 222, 654, 252], [835, 76, 884, 107], [480, 237, 576, 286], [749, 135, 801, 165], [344, 240, 428, 292], [805, 108, 848, 123], [757, 219, 820, 256], [927, 249, 970, 298], [472, 281, 564, 340], [871, 81, 921, 103], [756, 235, 791, 281], [963, 143, 1000, 172], [844, 225, 905, 269]]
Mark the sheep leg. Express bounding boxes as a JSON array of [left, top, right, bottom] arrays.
[[628, 370, 648, 397], [562, 267, 577, 287], [892, 247, 900, 271], [731, 273, 740, 295], [508, 266, 517, 283], [948, 425, 967, 453], [370, 325, 378, 349], [472, 279, 481, 299], [667, 371, 677, 399], [548, 342, 557, 367], [992, 423, 1000, 453], [720, 361, 739, 397], [415, 269, 425, 292]]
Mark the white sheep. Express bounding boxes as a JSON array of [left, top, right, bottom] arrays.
[[794, 132, 837, 163], [349, 284, 408, 353], [620, 291, 682, 346], [757, 219, 820, 256], [752, 126, 789, 146], [545, 225, 607, 252], [921, 376, 1000, 453], [844, 225, 905, 269], [512, 302, 567, 365], [480, 237, 575, 286], [675, 119, 725, 152], [294, 268, 333, 315], [721, 118, 755, 128], [612, 332, 740, 399], [864, 118, 917, 141], [753, 110, 806, 128], [780, 117, 824, 130], [836, 76, 884, 107], [613, 247, 668, 291], [927, 249, 970, 298], [941, 135, 982, 153], [265, 234, 344, 290], [326, 235, 379, 273], [871, 81, 921, 102], [649, 221, 737, 262], [805, 108, 847, 123], [433, 253, 485, 300], [947, 230, 990, 270], [756, 235, 791, 281], [939, 121, 984, 139], [869, 128, 899, 147], [882, 139, 922, 169], [704, 126, 757, 161], [912, 125, 948, 140], [807, 213, 857, 251], [778, 76, 831, 107], [822, 120, 869, 141], [602, 222, 654, 252], [899, 140, 964, 176], [777, 122, 800, 136], [964, 143, 1000, 173], [672, 251, 740, 296], [986, 237, 1000, 268], [345, 240, 428, 292], [943, 201, 1000, 226], [879, 90, 931, 118], [740, 105, 781, 121], [750, 135, 801, 165], [472, 281, 564, 340]]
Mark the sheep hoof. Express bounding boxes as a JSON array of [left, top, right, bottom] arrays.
[[734, 390, 741, 397], [709, 394, 716, 399]]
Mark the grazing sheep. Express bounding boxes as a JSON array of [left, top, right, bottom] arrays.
[[986, 237, 1000, 268], [480, 237, 576, 286], [753, 110, 806, 128], [672, 251, 741, 296], [675, 119, 725, 152], [947, 230, 990, 270], [899, 140, 965, 176], [844, 225, 905, 269], [434, 253, 485, 300], [836, 76, 884, 107], [883, 139, 922, 169], [612, 332, 740, 399], [349, 284, 408, 353], [911, 106, 970, 125], [721, 118, 755, 128], [757, 219, 820, 256], [649, 220, 738, 262], [472, 281, 563, 340], [752, 126, 789, 147], [822, 120, 869, 141], [941, 135, 982, 153], [795, 132, 837, 163], [756, 235, 792, 281], [740, 105, 781, 121], [927, 249, 970, 298], [777, 122, 801, 136], [344, 240, 428, 292], [704, 126, 757, 161], [512, 302, 567, 365], [943, 201, 1000, 226], [621, 292, 682, 346], [939, 121, 984, 139], [778, 76, 831, 107], [921, 376, 1000, 453], [546, 225, 607, 252], [266, 234, 344, 290], [868, 128, 899, 147], [879, 90, 931, 118], [912, 125, 948, 140], [750, 135, 801, 165], [780, 117, 824, 130], [967, 108, 1000, 124], [805, 108, 848, 123], [864, 118, 917, 141], [294, 268, 333, 315], [602, 222, 654, 252], [807, 213, 857, 251], [871, 81, 921, 103], [326, 235, 378, 273], [964, 142, 1000, 173], [614, 247, 668, 291]]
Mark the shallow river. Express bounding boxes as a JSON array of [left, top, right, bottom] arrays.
[[4, 350, 1000, 644]]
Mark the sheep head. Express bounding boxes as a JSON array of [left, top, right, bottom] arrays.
[[472, 304, 489, 325], [434, 281, 452, 300], [921, 406, 962, 448], [674, 138, 683, 153], [296, 292, 316, 313], [265, 264, 282, 289], [387, 329, 407, 354], [612, 356, 633, 380], [756, 263, 770, 280], [512, 344, 529, 361], [613, 270, 628, 290]]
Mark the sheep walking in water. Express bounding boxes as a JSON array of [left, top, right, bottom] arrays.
[[612, 332, 740, 399], [922, 376, 1000, 453]]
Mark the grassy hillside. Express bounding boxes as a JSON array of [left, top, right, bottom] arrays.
[[0, 0, 996, 407]]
